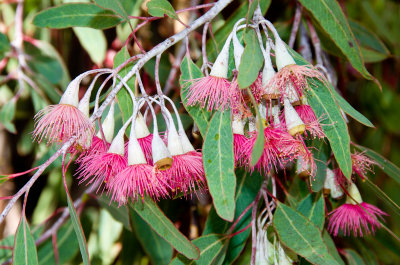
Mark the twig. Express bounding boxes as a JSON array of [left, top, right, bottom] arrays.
[[288, 2, 303, 48], [0, 0, 234, 225], [299, 23, 312, 63], [306, 19, 323, 66], [250, 191, 261, 265]]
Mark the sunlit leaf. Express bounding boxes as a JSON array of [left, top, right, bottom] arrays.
[[13, 215, 39, 265]]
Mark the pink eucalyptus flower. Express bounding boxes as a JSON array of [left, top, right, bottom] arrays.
[[163, 151, 206, 195], [77, 152, 127, 190], [243, 126, 301, 173], [185, 76, 234, 111], [107, 164, 169, 205], [233, 134, 249, 167], [33, 104, 94, 146], [295, 104, 325, 139], [328, 202, 387, 237], [351, 152, 376, 180], [76, 136, 110, 163]]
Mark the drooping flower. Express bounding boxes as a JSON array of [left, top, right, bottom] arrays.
[[76, 118, 129, 190], [108, 136, 169, 205], [124, 114, 153, 164], [351, 152, 376, 180], [185, 34, 237, 111], [162, 115, 206, 195], [328, 183, 388, 237], [33, 75, 95, 147], [232, 114, 248, 167], [267, 35, 327, 104]]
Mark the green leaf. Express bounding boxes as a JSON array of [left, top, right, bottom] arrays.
[[322, 231, 345, 265], [289, 49, 351, 179], [203, 168, 263, 264], [73, 28, 106, 65], [114, 46, 136, 129], [296, 193, 325, 229], [28, 54, 63, 85], [130, 209, 172, 265], [203, 110, 236, 221], [331, 89, 374, 127], [147, 0, 178, 20], [342, 249, 366, 265], [13, 215, 39, 265], [65, 189, 90, 265], [298, 0, 372, 79], [180, 56, 211, 137], [273, 203, 340, 265], [130, 197, 199, 259], [310, 138, 329, 192], [38, 220, 80, 265], [170, 234, 228, 265], [247, 88, 265, 167], [95, 0, 132, 20], [33, 3, 123, 29], [0, 99, 16, 133], [205, 0, 271, 61], [238, 29, 263, 89], [354, 144, 400, 185], [363, 178, 400, 217], [0, 33, 10, 60], [349, 20, 390, 63], [97, 195, 131, 231]]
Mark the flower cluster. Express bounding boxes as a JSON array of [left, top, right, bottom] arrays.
[[185, 18, 325, 178], [32, 70, 207, 205]]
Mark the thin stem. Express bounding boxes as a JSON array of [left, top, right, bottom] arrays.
[[288, 2, 303, 48], [250, 191, 261, 265], [202, 22, 210, 76], [307, 19, 323, 66]]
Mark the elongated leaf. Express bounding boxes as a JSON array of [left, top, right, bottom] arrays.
[[130, 209, 172, 265], [363, 178, 400, 217], [73, 28, 106, 65], [130, 197, 199, 259], [310, 138, 329, 192], [147, 0, 178, 20], [33, 3, 123, 29], [322, 231, 345, 265], [331, 89, 374, 127], [298, 0, 371, 79], [97, 195, 131, 231], [349, 20, 390, 63], [203, 168, 263, 264], [180, 56, 211, 137], [296, 193, 325, 229], [238, 30, 263, 89], [342, 249, 366, 265], [273, 203, 340, 265], [95, 0, 131, 20], [170, 234, 228, 265], [0, 99, 16, 133], [0, 33, 10, 60], [289, 49, 352, 179], [38, 221, 80, 265], [13, 215, 39, 265], [203, 110, 236, 221], [65, 189, 90, 265], [354, 144, 400, 185], [205, 1, 271, 61], [247, 88, 265, 167]]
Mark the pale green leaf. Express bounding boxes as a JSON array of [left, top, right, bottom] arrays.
[[203, 110, 236, 221], [130, 197, 199, 259], [147, 0, 178, 20], [73, 28, 107, 65], [13, 215, 39, 265], [33, 3, 123, 29], [273, 203, 340, 265]]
